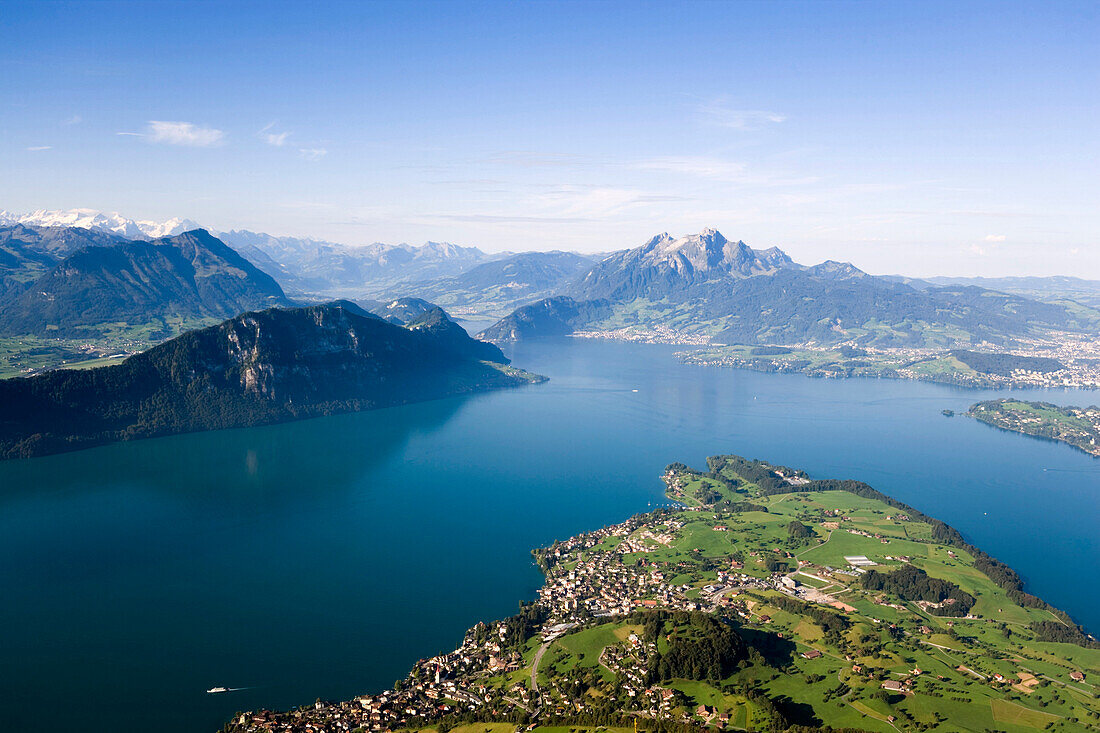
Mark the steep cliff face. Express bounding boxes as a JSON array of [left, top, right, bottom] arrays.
[[0, 303, 540, 459]]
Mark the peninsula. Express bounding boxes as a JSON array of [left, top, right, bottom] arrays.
[[676, 344, 1100, 390], [969, 400, 1100, 457], [0, 303, 543, 460], [224, 454, 1100, 733]]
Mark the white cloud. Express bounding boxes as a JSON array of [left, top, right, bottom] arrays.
[[259, 122, 290, 147], [983, 234, 1006, 242], [299, 147, 327, 161], [26, 145, 52, 151], [62, 115, 82, 126], [699, 100, 787, 130], [146, 120, 225, 147]]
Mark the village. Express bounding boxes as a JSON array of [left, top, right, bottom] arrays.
[[226, 458, 1100, 733]]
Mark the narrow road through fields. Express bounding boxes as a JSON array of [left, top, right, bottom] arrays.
[[531, 639, 552, 692]]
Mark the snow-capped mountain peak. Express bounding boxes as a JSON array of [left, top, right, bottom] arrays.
[[0, 208, 201, 239]]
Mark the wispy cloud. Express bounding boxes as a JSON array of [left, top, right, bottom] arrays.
[[26, 145, 52, 151], [419, 185, 689, 229], [299, 147, 327, 161], [633, 156, 748, 179], [533, 185, 688, 218], [145, 121, 225, 146], [62, 115, 82, 126], [983, 234, 1006, 242], [483, 151, 593, 167], [699, 99, 787, 130], [631, 155, 817, 186], [259, 122, 290, 147], [424, 213, 596, 224]]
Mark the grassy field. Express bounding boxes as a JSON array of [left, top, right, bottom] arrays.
[[404, 454, 1100, 733], [642, 458, 1100, 731], [0, 316, 218, 378], [990, 698, 1062, 728]]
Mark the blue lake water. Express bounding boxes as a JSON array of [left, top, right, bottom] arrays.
[[1, 338, 1098, 732]]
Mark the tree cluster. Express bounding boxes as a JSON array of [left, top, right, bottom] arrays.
[[860, 564, 975, 616]]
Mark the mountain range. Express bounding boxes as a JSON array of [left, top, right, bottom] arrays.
[[0, 302, 540, 459], [393, 250, 599, 318], [902, 275, 1100, 309], [4, 210, 1100, 354], [0, 209, 200, 240], [481, 229, 1100, 347], [0, 209, 511, 298], [218, 229, 503, 296], [0, 226, 289, 337]]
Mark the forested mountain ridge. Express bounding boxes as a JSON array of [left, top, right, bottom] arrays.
[[0, 228, 290, 336], [0, 303, 542, 459], [478, 295, 612, 342]]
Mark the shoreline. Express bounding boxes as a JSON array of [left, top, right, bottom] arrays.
[[223, 453, 1100, 733]]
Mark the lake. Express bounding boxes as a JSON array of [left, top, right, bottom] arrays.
[[1, 338, 1097, 732]]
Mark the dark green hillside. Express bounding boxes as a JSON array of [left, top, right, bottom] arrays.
[[0, 229, 289, 336], [950, 349, 1064, 375], [708, 273, 1079, 346], [478, 295, 612, 341], [0, 224, 127, 287], [0, 303, 541, 459]]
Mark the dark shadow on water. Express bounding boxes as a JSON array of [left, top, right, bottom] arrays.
[[0, 394, 474, 507]]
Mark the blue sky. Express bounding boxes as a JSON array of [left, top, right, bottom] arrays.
[[1, 0, 1097, 276]]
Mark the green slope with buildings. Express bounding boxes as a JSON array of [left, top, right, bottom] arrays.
[[224, 455, 1100, 733]]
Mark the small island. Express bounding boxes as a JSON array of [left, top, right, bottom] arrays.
[[224, 454, 1100, 733], [969, 399, 1100, 457]]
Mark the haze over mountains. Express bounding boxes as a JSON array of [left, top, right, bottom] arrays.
[[2, 209, 509, 298], [483, 228, 1100, 347], [395, 250, 599, 318], [0, 226, 288, 337], [3, 209, 1100, 367]]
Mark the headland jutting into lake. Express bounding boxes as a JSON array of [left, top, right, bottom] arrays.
[[969, 400, 1100, 457], [226, 454, 1100, 733]]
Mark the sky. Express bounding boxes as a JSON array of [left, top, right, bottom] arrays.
[[1, 0, 1097, 277]]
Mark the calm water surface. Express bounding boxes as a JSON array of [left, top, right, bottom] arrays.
[[1, 339, 1098, 732]]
